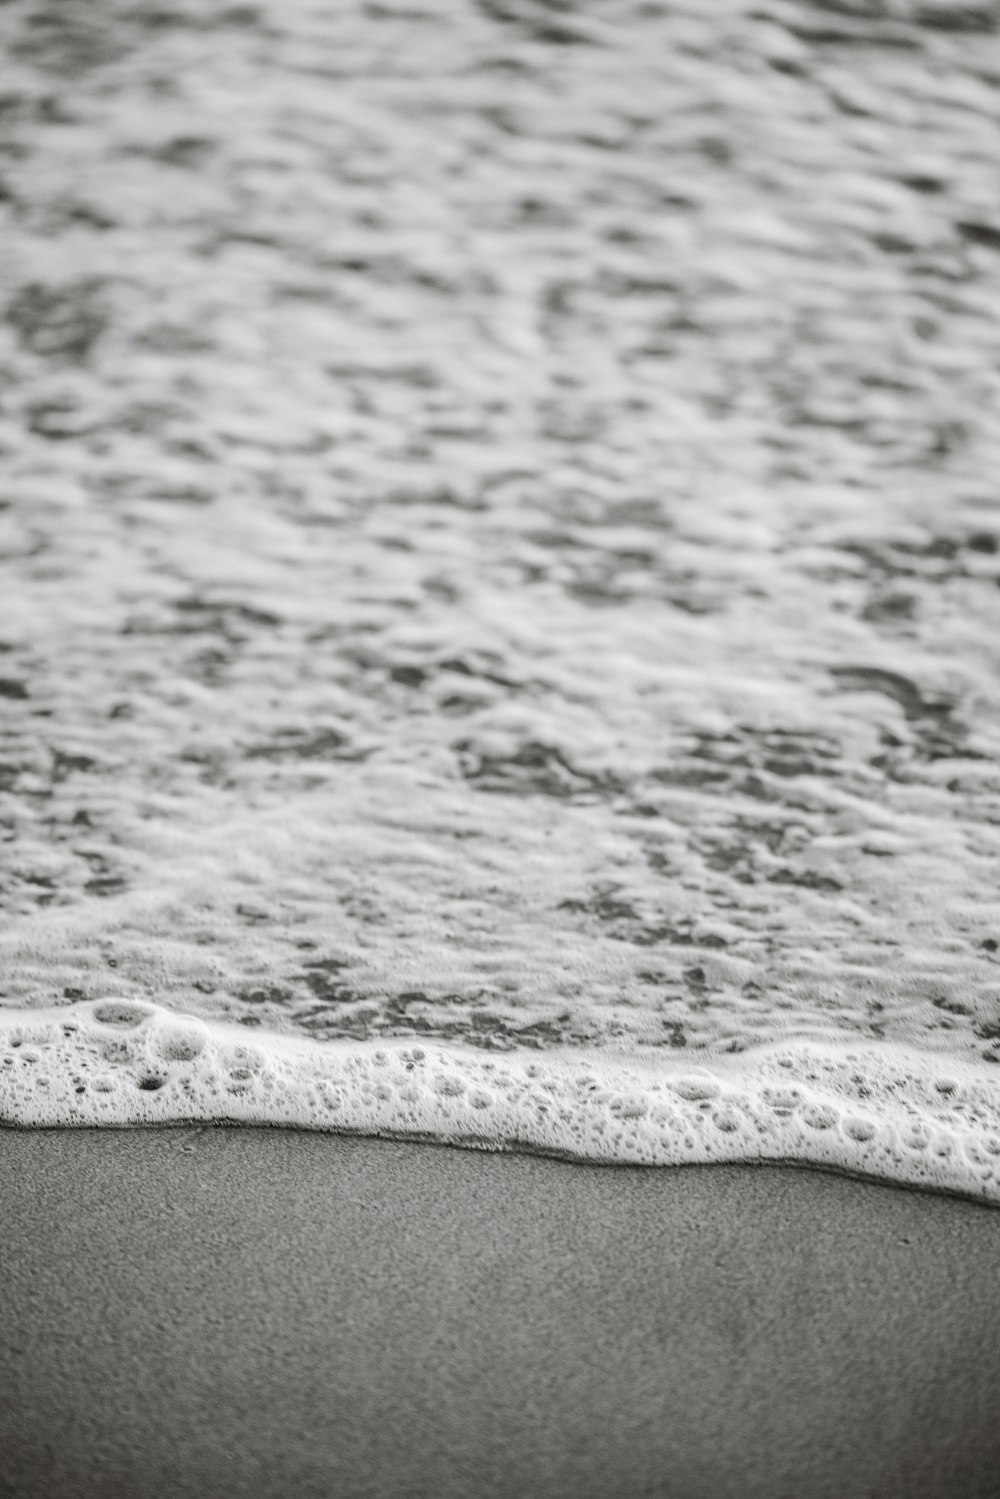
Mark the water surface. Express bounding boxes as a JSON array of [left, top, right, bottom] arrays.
[[2, 0, 1000, 1199]]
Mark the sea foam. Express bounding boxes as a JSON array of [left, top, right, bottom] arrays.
[[4, 999, 1000, 1203], [4, 0, 1000, 1213]]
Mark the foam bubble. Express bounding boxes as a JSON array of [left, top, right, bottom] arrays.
[[91, 1003, 152, 1029], [3, 1000, 1000, 1203]]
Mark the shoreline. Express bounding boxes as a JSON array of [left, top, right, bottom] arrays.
[[4, 1128, 1000, 1498], [6, 1115, 1000, 1209], [6, 1000, 1000, 1203]]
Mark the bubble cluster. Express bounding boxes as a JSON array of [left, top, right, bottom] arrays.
[[3, 1000, 1000, 1204]]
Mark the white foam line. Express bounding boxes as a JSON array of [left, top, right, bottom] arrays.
[[3, 1000, 1000, 1204]]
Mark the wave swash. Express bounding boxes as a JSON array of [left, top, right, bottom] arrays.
[[4, 1000, 1000, 1203], [3, 0, 1000, 1204]]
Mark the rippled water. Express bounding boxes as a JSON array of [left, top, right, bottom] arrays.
[[2, 0, 1000, 1199]]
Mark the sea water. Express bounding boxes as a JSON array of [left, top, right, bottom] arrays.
[[2, 0, 1000, 1202], [6, 1001, 1000, 1201]]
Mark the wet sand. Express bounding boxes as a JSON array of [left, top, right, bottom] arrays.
[[2, 1129, 1000, 1499]]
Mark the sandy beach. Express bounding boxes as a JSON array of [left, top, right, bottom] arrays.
[[2, 1131, 999, 1499], [4, 4, 1000, 1495]]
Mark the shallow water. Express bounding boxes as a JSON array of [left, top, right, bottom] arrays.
[[2, 0, 1000, 1200]]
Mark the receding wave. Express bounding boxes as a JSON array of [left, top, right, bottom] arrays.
[[3, 0, 1000, 1210], [4, 1001, 1000, 1203]]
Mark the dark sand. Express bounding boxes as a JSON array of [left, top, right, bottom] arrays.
[[2, 1130, 1000, 1499]]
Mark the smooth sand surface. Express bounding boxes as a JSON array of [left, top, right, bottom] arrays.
[[2, 1130, 1000, 1499]]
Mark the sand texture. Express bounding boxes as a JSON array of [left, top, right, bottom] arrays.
[[3, 1129, 1000, 1499]]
